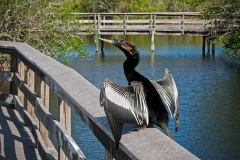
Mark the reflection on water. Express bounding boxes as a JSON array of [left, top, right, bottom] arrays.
[[61, 35, 240, 160]]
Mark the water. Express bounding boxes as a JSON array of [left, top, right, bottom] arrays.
[[59, 35, 240, 160]]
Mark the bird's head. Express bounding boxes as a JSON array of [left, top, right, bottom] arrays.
[[99, 38, 139, 60]]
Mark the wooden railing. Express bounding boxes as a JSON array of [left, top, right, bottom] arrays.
[[0, 41, 199, 160], [73, 12, 213, 35], [72, 12, 223, 52]]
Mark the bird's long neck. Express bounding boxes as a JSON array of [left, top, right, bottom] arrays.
[[123, 57, 145, 83]]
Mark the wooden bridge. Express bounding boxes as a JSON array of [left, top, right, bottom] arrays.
[[73, 12, 221, 52], [0, 41, 199, 159], [74, 12, 214, 35]]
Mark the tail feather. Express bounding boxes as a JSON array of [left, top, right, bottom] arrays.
[[105, 112, 123, 150]]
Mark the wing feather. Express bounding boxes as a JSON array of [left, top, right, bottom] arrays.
[[100, 79, 149, 125], [99, 79, 149, 147], [152, 68, 180, 131]]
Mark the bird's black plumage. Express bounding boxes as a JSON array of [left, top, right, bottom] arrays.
[[99, 38, 180, 149]]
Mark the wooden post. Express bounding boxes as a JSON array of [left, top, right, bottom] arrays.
[[202, 36, 206, 56], [26, 68, 35, 117], [153, 14, 156, 29], [212, 40, 215, 56], [181, 15, 185, 35], [207, 27, 211, 56], [207, 37, 210, 56], [151, 30, 155, 52], [95, 30, 99, 52], [18, 61, 25, 105], [150, 14, 153, 30], [40, 81, 50, 147], [94, 13, 100, 52], [124, 14, 127, 35], [211, 25, 216, 56], [10, 55, 17, 108], [103, 16, 105, 26], [59, 98, 71, 160], [94, 13, 97, 30], [101, 37, 104, 53], [151, 51, 155, 65], [10, 55, 17, 95], [97, 13, 100, 29]]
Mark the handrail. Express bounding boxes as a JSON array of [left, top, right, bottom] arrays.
[[0, 41, 199, 159]]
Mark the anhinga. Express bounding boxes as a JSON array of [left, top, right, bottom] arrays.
[[99, 38, 180, 149]]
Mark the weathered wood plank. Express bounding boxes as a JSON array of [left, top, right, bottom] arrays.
[[0, 104, 42, 160], [40, 80, 50, 147], [26, 68, 35, 117], [13, 72, 86, 160], [14, 95, 56, 160], [18, 60, 25, 105], [59, 98, 71, 160]]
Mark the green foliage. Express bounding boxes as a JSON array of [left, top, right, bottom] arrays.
[[77, 0, 208, 13], [77, 0, 120, 12], [203, 0, 240, 56], [125, 0, 167, 12], [62, 59, 69, 65], [0, 0, 87, 57], [0, 54, 10, 70]]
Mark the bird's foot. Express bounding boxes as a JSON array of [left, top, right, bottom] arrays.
[[132, 125, 148, 131], [147, 124, 154, 128]]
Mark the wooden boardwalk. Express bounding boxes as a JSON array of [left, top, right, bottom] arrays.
[[0, 41, 199, 160], [0, 104, 41, 160]]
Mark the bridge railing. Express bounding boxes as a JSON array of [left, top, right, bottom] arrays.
[[72, 12, 212, 35], [0, 41, 199, 160]]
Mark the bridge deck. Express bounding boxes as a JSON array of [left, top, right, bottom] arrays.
[[0, 104, 41, 160]]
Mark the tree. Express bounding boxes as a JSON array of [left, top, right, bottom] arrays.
[[203, 0, 240, 57], [0, 0, 88, 57]]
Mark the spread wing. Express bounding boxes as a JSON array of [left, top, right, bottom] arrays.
[[151, 68, 180, 131], [99, 79, 149, 149]]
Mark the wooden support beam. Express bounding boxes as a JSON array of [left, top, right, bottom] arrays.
[[95, 30, 99, 52], [101, 35, 105, 53], [207, 38, 210, 56], [151, 30, 155, 52], [10, 55, 18, 97], [181, 15, 185, 35], [40, 80, 50, 147], [202, 36, 206, 56], [18, 60, 25, 105], [212, 40, 215, 56], [26, 68, 35, 117], [59, 98, 71, 160]]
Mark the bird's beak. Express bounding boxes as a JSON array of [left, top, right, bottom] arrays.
[[99, 38, 114, 44]]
